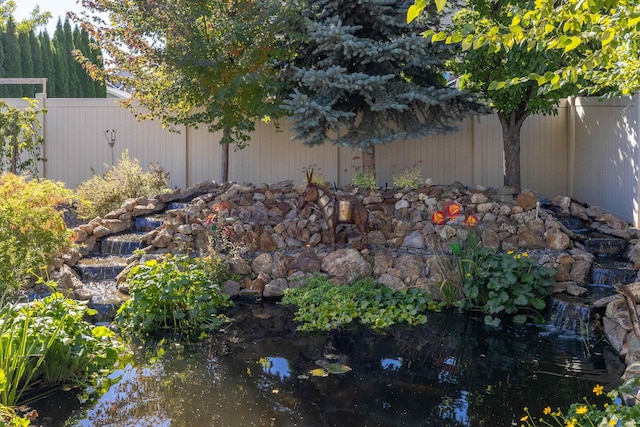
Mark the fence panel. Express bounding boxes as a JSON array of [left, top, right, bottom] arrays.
[[572, 96, 639, 225]]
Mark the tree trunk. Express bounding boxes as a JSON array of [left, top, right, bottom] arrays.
[[220, 127, 230, 183], [498, 110, 529, 192], [362, 147, 376, 178]]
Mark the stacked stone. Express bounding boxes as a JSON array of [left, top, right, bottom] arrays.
[[54, 180, 640, 302]]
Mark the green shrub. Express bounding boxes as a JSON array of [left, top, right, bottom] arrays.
[[392, 165, 423, 190], [0, 173, 74, 296], [457, 248, 556, 326], [281, 276, 440, 332], [115, 254, 234, 339], [352, 169, 377, 189], [0, 292, 122, 408], [75, 151, 170, 220], [432, 203, 555, 326]]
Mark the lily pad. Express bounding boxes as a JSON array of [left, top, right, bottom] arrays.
[[315, 359, 329, 367], [324, 353, 340, 360], [324, 363, 352, 375], [309, 368, 329, 377]]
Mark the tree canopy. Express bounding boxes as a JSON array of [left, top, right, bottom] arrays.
[[444, 1, 580, 191], [284, 0, 485, 178], [409, 0, 640, 97], [72, 0, 297, 182]]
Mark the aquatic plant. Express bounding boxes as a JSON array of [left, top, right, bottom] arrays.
[[116, 254, 234, 340], [281, 276, 440, 331], [432, 203, 555, 325], [0, 292, 121, 408], [519, 379, 640, 427], [0, 173, 74, 296]]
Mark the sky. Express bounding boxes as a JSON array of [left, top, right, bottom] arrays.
[[13, 0, 86, 34]]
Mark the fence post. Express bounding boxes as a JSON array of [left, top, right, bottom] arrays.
[[566, 96, 576, 198]]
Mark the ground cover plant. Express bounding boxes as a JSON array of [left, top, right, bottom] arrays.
[[281, 276, 440, 331], [115, 254, 234, 340], [74, 151, 169, 220], [0, 173, 74, 297]]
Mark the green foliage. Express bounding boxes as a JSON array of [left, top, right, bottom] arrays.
[[520, 379, 640, 427], [0, 173, 74, 296], [281, 276, 440, 332], [72, 0, 296, 180], [392, 165, 423, 190], [457, 248, 556, 326], [431, 205, 554, 325], [284, 0, 484, 178], [0, 404, 30, 427], [74, 151, 170, 220], [0, 292, 122, 407], [115, 254, 234, 340], [351, 169, 377, 190], [0, 98, 45, 176]]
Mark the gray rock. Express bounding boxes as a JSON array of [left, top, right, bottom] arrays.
[[321, 249, 372, 283], [377, 273, 406, 290], [402, 230, 425, 249], [251, 253, 273, 277], [263, 278, 289, 298]]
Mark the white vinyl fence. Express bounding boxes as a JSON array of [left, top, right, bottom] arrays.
[[5, 94, 640, 226]]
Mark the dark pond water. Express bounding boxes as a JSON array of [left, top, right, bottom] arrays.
[[33, 301, 623, 427]]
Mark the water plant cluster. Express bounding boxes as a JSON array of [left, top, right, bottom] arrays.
[[432, 202, 555, 326], [0, 292, 122, 426], [115, 254, 234, 340]]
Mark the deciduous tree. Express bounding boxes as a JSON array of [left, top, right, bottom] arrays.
[[441, 2, 580, 191], [72, 0, 296, 182]]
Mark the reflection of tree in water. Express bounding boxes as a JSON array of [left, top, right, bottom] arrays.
[[57, 303, 618, 427]]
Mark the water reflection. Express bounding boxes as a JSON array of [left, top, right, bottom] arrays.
[[38, 301, 623, 427]]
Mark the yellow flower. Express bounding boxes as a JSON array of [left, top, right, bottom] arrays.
[[507, 250, 514, 254], [593, 384, 604, 396], [521, 415, 529, 422], [565, 418, 577, 427], [522, 252, 529, 257], [543, 407, 552, 415], [466, 273, 472, 277], [575, 406, 588, 415], [515, 254, 521, 259], [608, 419, 617, 426]]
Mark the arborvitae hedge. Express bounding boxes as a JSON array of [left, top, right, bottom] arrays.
[[0, 16, 106, 98]]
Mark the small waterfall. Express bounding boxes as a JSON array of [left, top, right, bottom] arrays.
[[548, 295, 593, 337], [74, 256, 129, 281], [583, 234, 626, 257], [134, 215, 165, 232], [101, 233, 147, 255], [591, 261, 637, 285]]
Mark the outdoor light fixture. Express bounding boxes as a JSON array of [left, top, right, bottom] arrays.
[[104, 129, 117, 165]]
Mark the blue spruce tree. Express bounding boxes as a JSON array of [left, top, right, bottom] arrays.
[[283, 0, 485, 178]]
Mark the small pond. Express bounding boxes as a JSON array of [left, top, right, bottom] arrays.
[[34, 301, 623, 427]]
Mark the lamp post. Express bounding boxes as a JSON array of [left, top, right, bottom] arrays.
[[104, 129, 117, 165]]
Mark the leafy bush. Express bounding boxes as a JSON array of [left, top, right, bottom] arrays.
[[115, 254, 234, 339], [432, 203, 555, 326], [520, 379, 640, 427], [0, 99, 45, 176], [0, 173, 74, 295], [352, 168, 377, 189], [392, 165, 423, 190], [0, 292, 121, 408], [281, 276, 440, 331], [75, 151, 170, 220], [458, 248, 556, 326]]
